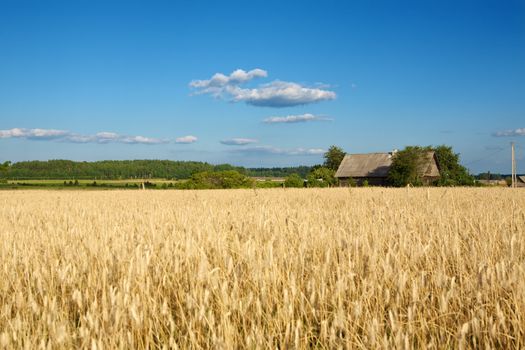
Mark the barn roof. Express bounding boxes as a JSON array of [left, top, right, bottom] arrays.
[[335, 153, 392, 178], [518, 176, 525, 183], [335, 151, 440, 178]]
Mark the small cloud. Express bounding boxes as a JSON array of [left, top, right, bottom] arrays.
[[263, 113, 333, 124], [288, 148, 325, 155], [120, 135, 167, 144], [190, 69, 336, 107], [220, 138, 258, 145], [231, 145, 325, 156], [492, 128, 525, 137], [175, 135, 198, 144], [0, 128, 168, 144], [94, 131, 120, 143]]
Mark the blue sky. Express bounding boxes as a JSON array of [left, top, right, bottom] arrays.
[[0, 0, 524, 173]]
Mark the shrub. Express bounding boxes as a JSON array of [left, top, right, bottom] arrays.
[[307, 167, 337, 187], [184, 170, 255, 189], [284, 173, 304, 188]]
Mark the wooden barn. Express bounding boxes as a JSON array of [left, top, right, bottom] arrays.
[[517, 176, 525, 188], [335, 151, 440, 186]]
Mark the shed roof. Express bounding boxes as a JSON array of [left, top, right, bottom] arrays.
[[335, 151, 440, 178], [518, 176, 525, 183]]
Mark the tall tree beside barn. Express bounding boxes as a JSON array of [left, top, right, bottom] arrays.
[[433, 145, 474, 186], [387, 146, 432, 186], [323, 146, 346, 171]]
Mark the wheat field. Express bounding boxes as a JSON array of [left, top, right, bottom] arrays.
[[0, 188, 524, 349]]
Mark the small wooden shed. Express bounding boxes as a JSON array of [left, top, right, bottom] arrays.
[[335, 151, 440, 186]]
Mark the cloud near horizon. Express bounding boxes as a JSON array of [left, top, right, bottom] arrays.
[[0, 128, 168, 144], [493, 128, 525, 137], [263, 113, 333, 124], [175, 135, 198, 144], [220, 138, 258, 145], [231, 145, 325, 156], [190, 69, 336, 107]]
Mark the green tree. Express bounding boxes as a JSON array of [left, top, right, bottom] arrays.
[[284, 173, 304, 188], [0, 161, 11, 170], [387, 146, 431, 187], [323, 146, 346, 171], [307, 167, 337, 187], [0, 161, 11, 179], [433, 145, 474, 186]]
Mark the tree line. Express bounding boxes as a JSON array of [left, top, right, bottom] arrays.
[[0, 159, 312, 180]]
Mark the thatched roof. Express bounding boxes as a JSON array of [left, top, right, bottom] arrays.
[[335, 151, 440, 178]]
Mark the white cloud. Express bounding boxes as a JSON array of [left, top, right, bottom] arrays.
[[263, 113, 333, 124], [120, 135, 166, 144], [493, 128, 525, 137], [190, 69, 336, 107], [0, 128, 168, 144], [231, 145, 325, 156], [288, 148, 325, 155], [190, 68, 267, 89], [0, 128, 69, 140], [228, 81, 336, 107], [175, 135, 198, 144], [220, 138, 258, 145], [93, 132, 121, 143]]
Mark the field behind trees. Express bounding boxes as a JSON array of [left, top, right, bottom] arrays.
[[0, 188, 524, 348]]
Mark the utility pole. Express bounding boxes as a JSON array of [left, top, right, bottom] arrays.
[[511, 142, 516, 188]]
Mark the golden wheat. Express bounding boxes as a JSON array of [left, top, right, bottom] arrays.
[[0, 188, 524, 349]]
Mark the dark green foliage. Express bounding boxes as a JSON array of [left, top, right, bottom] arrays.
[[246, 166, 312, 178], [307, 167, 337, 187], [323, 146, 346, 171], [387, 146, 432, 187], [182, 170, 255, 189], [433, 145, 474, 186], [6, 160, 312, 180], [284, 173, 304, 188], [213, 163, 247, 174], [0, 161, 11, 178], [7, 160, 215, 179]]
